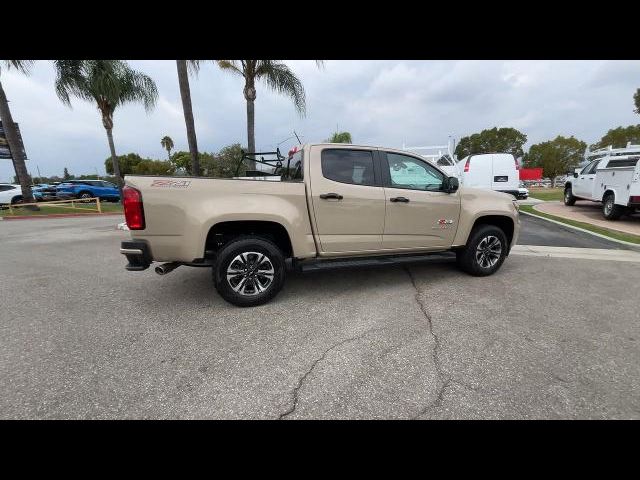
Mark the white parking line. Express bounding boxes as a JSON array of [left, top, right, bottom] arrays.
[[511, 245, 640, 263]]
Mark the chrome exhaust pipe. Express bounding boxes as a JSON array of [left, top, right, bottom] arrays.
[[155, 262, 181, 275]]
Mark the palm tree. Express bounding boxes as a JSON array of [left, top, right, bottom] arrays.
[[54, 60, 158, 193], [176, 60, 200, 176], [0, 60, 36, 205], [161, 135, 174, 161], [327, 131, 352, 143], [217, 60, 312, 170]]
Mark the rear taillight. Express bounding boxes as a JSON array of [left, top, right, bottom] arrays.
[[630, 196, 640, 203], [123, 186, 145, 230], [463, 157, 471, 172], [515, 157, 520, 170]]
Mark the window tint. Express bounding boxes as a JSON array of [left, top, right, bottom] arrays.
[[581, 161, 598, 175], [386, 153, 445, 191], [321, 149, 375, 186], [0, 185, 15, 192], [585, 160, 600, 174], [606, 157, 639, 168]]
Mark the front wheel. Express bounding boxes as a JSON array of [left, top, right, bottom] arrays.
[[564, 186, 576, 206], [213, 236, 286, 307], [602, 193, 625, 220], [456, 225, 508, 276], [78, 191, 93, 202]]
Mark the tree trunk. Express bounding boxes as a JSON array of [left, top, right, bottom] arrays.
[[176, 60, 200, 176], [167, 149, 171, 162], [0, 79, 35, 205], [244, 79, 256, 171], [105, 126, 123, 199]]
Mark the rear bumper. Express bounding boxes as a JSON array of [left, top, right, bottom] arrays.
[[120, 240, 152, 271]]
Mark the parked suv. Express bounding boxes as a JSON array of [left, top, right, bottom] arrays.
[[0, 184, 23, 205], [56, 180, 120, 202]]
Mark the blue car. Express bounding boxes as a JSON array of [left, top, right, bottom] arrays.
[[56, 180, 120, 202], [32, 184, 58, 202]]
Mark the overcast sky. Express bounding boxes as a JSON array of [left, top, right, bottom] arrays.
[[1, 60, 639, 182]]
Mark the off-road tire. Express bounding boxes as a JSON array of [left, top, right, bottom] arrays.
[[564, 186, 576, 206], [213, 236, 286, 307], [456, 225, 508, 276], [602, 193, 625, 220]]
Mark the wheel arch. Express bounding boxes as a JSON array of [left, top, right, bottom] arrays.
[[205, 220, 294, 258], [602, 189, 616, 202], [468, 215, 515, 248]]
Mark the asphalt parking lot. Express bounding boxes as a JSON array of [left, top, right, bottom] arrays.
[[1, 215, 639, 419]]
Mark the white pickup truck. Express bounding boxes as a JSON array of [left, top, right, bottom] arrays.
[[564, 144, 640, 220]]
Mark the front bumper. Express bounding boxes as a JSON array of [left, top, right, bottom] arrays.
[[120, 240, 152, 271]]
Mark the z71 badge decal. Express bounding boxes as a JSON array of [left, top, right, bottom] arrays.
[[432, 218, 454, 230], [150, 179, 191, 189]]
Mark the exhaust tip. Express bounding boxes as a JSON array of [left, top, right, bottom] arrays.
[[155, 262, 181, 276]]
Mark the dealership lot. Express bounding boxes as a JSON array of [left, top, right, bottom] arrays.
[[1, 215, 639, 419]]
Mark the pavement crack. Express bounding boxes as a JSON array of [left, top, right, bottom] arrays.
[[404, 266, 451, 419], [278, 327, 385, 420]]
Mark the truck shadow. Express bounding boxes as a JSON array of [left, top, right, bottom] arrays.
[[142, 256, 462, 310]]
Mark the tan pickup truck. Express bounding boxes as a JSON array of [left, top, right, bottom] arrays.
[[120, 143, 520, 306]]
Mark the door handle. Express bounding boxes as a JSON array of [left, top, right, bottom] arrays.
[[319, 193, 343, 200], [389, 196, 410, 203]]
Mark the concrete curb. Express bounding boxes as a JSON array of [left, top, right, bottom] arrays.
[[519, 210, 640, 250], [0, 212, 123, 221]]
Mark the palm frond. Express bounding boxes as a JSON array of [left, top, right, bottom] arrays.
[[161, 135, 174, 150], [187, 60, 202, 76], [54, 60, 158, 114], [3, 60, 35, 75], [217, 60, 244, 78], [257, 61, 306, 116]]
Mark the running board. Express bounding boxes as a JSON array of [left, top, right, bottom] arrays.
[[298, 252, 456, 273]]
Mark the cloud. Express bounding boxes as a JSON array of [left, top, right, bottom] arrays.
[[2, 60, 640, 182]]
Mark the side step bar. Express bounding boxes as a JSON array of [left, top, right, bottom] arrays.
[[298, 252, 456, 273]]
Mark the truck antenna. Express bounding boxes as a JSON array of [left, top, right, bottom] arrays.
[[293, 131, 302, 144]]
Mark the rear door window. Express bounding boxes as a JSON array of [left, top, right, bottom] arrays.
[[321, 149, 375, 186]]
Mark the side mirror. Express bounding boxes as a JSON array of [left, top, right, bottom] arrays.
[[444, 176, 459, 193], [573, 172, 578, 178]]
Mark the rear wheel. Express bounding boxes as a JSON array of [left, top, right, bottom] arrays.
[[456, 225, 508, 276], [602, 193, 625, 220], [213, 236, 286, 307], [10, 195, 23, 205], [564, 186, 576, 206]]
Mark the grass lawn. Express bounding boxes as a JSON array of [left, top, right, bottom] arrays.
[[520, 204, 640, 245], [1, 202, 123, 217], [528, 187, 564, 202]]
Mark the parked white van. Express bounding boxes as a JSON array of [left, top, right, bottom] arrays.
[[455, 153, 520, 198]]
